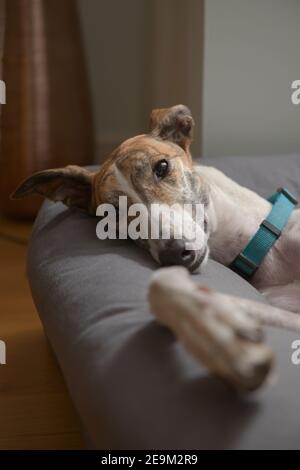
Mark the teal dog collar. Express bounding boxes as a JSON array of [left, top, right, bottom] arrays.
[[230, 188, 298, 280]]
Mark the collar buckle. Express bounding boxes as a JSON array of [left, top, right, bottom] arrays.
[[277, 187, 298, 205], [231, 253, 259, 279], [260, 219, 281, 238]]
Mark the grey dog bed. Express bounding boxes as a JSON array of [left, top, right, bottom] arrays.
[[27, 154, 300, 449]]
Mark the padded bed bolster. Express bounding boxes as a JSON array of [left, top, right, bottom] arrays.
[[27, 155, 300, 449]]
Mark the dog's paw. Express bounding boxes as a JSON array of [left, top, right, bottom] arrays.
[[149, 267, 274, 393]]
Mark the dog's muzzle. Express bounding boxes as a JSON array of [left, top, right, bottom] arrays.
[[159, 239, 207, 272]]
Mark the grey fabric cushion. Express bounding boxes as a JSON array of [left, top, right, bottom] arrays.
[[204, 153, 300, 200], [27, 155, 300, 449]]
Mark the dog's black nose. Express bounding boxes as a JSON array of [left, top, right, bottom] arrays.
[[159, 240, 196, 268]]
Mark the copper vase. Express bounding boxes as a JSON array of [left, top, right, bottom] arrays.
[[0, 0, 94, 218]]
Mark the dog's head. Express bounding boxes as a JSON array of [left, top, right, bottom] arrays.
[[12, 105, 210, 271]]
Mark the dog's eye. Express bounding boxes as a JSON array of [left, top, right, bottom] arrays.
[[154, 159, 169, 179]]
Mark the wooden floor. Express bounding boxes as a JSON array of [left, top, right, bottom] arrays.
[[0, 216, 84, 449]]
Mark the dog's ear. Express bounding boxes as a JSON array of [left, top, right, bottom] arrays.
[[149, 104, 194, 153], [11, 165, 95, 214]]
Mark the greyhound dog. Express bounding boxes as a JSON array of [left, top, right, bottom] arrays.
[[12, 105, 300, 391]]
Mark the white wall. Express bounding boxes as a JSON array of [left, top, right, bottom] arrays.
[[79, 0, 300, 160], [203, 0, 300, 158]]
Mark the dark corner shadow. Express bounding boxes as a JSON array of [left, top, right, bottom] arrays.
[[102, 321, 261, 450]]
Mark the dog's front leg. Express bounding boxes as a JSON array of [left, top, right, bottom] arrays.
[[148, 267, 274, 393], [215, 292, 300, 332]]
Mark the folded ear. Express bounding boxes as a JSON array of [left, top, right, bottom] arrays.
[[11, 165, 95, 214], [149, 104, 194, 153]]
